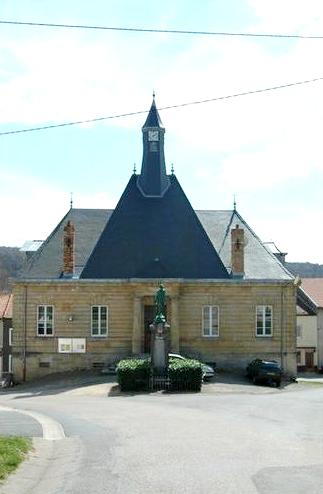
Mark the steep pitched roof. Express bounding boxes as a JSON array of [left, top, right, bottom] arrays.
[[22, 209, 112, 279], [81, 175, 229, 279], [300, 278, 323, 307], [137, 98, 170, 197], [142, 98, 164, 128], [19, 206, 294, 281], [196, 210, 294, 280], [0, 293, 12, 319]]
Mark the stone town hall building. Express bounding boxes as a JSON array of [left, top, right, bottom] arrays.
[[13, 99, 297, 381]]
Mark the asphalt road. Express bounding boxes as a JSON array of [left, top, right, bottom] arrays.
[[0, 376, 323, 494], [0, 411, 42, 437]]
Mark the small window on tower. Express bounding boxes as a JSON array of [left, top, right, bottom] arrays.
[[149, 142, 158, 152]]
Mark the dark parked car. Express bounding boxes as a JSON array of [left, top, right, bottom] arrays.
[[246, 359, 282, 387]]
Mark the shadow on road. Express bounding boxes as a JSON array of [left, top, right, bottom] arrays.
[[0, 369, 298, 400], [1, 370, 117, 399]]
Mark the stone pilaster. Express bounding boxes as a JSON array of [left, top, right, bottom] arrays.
[[170, 296, 179, 352], [132, 296, 142, 354]]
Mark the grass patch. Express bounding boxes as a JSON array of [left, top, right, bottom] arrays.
[[0, 436, 32, 481]]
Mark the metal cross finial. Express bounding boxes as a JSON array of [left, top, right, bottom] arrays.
[[152, 90, 156, 99], [171, 163, 174, 175], [70, 192, 73, 209], [233, 194, 236, 211], [133, 163, 137, 174]]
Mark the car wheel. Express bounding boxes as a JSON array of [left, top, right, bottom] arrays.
[[276, 380, 281, 387], [252, 376, 258, 385]]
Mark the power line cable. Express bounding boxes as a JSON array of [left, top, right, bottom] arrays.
[[1, 76, 322, 136], [0, 19, 323, 39]]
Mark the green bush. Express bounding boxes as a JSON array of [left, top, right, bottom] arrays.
[[117, 358, 150, 391], [168, 358, 203, 392]]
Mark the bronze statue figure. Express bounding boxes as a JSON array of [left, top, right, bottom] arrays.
[[154, 283, 166, 323]]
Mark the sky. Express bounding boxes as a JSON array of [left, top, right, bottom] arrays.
[[1, 0, 323, 263]]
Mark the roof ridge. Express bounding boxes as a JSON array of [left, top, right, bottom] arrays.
[[24, 208, 72, 274], [233, 210, 294, 279], [0, 293, 11, 318], [80, 175, 136, 277], [218, 210, 236, 255]]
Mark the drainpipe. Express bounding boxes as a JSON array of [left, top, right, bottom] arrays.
[[280, 285, 284, 372], [23, 285, 28, 382]]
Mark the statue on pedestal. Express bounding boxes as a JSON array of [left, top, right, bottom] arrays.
[[150, 283, 169, 376]]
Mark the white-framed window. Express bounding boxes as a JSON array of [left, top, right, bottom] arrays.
[[91, 306, 108, 337], [256, 305, 273, 336], [9, 328, 13, 346], [37, 305, 54, 336], [202, 305, 219, 337]]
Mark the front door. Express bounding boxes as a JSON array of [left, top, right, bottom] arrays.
[[305, 350, 314, 369]]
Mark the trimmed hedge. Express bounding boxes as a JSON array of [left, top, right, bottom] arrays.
[[117, 358, 150, 391], [168, 358, 203, 392], [117, 357, 203, 392]]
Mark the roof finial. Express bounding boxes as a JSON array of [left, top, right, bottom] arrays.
[[152, 89, 155, 99], [70, 192, 73, 209], [171, 163, 174, 175], [133, 163, 137, 175], [233, 194, 236, 211]]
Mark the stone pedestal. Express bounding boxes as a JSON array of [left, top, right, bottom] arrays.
[[150, 322, 170, 375]]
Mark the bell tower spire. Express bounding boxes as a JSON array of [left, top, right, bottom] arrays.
[[137, 97, 170, 197]]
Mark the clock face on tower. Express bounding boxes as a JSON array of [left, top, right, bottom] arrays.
[[148, 130, 159, 141]]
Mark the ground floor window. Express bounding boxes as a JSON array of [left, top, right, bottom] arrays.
[[202, 306, 219, 337], [37, 305, 54, 336], [256, 305, 272, 336], [91, 306, 108, 336]]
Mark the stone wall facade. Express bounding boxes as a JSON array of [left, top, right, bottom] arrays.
[[12, 279, 297, 381]]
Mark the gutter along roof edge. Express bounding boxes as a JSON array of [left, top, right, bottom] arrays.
[[13, 277, 295, 285]]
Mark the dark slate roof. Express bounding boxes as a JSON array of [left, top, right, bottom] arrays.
[[81, 174, 229, 279], [142, 98, 164, 128], [19, 205, 294, 281], [297, 286, 317, 315], [22, 209, 112, 279]]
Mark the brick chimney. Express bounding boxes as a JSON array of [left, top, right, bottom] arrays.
[[231, 224, 245, 277], [63, 221, 75, 276]]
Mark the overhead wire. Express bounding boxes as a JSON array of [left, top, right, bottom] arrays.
[[0, 19, 323, 39], [0, 76, 322, 136]]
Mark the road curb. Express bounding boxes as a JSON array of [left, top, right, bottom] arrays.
[[0, 405, 65, 440]]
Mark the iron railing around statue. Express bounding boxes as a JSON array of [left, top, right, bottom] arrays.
[[149, 373, 171, 391]]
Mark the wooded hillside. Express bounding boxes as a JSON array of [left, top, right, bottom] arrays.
[[0, 247, 25, 291], [286, 262, 323, 278]]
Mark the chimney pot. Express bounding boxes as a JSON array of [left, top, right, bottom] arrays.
[[63, 221, 75, 276], [231, 225, 245, 277]]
